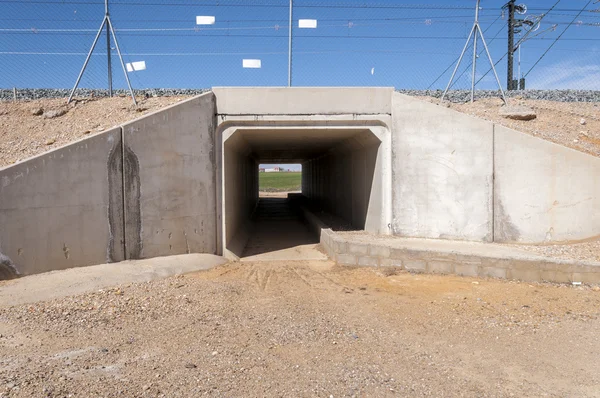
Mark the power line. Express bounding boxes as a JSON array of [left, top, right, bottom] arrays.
[[524, 0, 595, 78]]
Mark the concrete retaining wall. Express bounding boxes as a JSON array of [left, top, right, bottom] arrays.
[[494, 125, 600, 243], [0, 92, 218, 277], [0, 128, 124, 275], [121, 93, 218, 259], [391, 92, 494, 242]]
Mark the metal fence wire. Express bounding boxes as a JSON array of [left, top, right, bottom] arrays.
[[0, 0, 599, 91]]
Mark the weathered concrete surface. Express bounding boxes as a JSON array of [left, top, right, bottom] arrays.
[[122, 92, 218, 259], [319, 229, 600, 284], [213, 87, 393, 115], [223, 131, 258, 259], [302, 130, 385, 233], [494, 125, 600, 243], [391, 92, 494, 242], [0, 128, 124, 276], [0, 254, 227, 307]]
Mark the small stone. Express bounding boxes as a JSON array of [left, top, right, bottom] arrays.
[[574, 139, 579, 143], [185, 363, 197, 369], [43, 109, 67, 119], [592, 286, 600, 292], [82, 130, 91, 135], [580, 118, 587, 125], [499, 105, 537, 121], [211, 351, 218, 356], [579, 131, 588, 137], [32, 108, 43, 116], [45, 139, 56, 145]]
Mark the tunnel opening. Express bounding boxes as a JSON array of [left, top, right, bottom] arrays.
[[222, 127, 387, 261]]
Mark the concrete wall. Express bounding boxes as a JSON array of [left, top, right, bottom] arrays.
[[121, 93, 218, 259], [213, 87, 393, 115], [0, 128, 124, 276], [494, 125, 600, 243], [223, 132, 258, 258], [391, 92, 494, 242], [302, 131, 383, 232], [0, 92, 219, 277]]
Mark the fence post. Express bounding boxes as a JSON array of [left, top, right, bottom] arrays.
[[288, 0, 293, 87], [13, 87, 17, 102]]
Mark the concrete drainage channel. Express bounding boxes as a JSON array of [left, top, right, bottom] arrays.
[[315, 226, 600, 285]]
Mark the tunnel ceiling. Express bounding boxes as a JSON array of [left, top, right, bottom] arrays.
[[229, 128, 375, 163]]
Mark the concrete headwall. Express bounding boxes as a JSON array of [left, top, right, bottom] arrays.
[[213, 87, 393, 115], [494, 125, 600, 243], [391, 92, 494, 242], [121, 93, 218, 259], [0, 128, 124, 275]]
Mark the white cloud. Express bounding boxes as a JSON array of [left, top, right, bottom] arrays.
[[527, 58, 600, 90]]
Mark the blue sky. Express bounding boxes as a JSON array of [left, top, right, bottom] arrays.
[[1, 0, 599, 90]]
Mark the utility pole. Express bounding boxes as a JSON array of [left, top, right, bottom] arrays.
[[288, 0, 293, 87], [506, 0, 516, 90]]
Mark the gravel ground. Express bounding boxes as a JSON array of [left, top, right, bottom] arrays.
[[399, 89, 600, 103], [1, 260, 600, 397], [501, 240, 600, 263], [0, 89, 207, 101]]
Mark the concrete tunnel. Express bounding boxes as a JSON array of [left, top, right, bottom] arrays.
[[222, 127, 389, 259], [2, 87, 600, 278]]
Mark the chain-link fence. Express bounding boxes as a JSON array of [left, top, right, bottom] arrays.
[[0, 0, 599, 93]]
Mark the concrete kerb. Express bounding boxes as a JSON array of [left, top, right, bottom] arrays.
[[317, 228, 600, 285]]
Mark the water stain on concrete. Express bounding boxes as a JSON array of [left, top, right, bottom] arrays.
[[494, 199, 521, 242], [107, 133, 125, 263], [123, 144, 142, 260]]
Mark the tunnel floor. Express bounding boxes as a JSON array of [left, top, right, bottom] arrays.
[[240, 198, 327, 261]]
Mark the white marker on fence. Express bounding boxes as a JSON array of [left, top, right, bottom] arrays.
[[126, 61, 146, 72], [298, 19, 317, 28], [243, 59, 262, 68], [196, 16, 216, 25]]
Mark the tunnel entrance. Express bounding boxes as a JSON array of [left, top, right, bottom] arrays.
[[221, 126, 390, 261]]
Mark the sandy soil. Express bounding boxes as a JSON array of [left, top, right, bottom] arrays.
[[419, 96, 600, 157], [0, 96, 189, 167], [1, 260, 600, 397]]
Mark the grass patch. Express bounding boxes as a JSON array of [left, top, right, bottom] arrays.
[[259, 172, 301, 192]]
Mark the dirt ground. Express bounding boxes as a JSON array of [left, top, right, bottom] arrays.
[[1, 260, 600, 397], [0, 96, 189, 167]]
